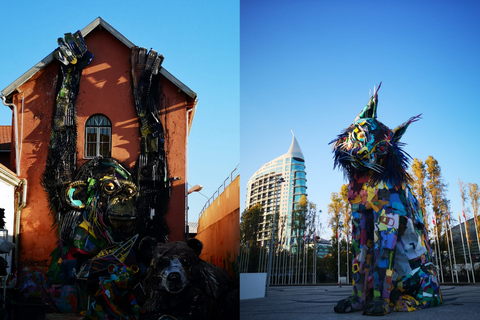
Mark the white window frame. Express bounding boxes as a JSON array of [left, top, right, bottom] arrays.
[[85, 114, 112, 158]]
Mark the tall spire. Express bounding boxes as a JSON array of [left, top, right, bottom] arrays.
[[287, 130, 304, 161]]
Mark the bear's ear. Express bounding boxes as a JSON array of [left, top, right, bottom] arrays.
[[187, 238, 203, 256], [65, 181, 89, 209]]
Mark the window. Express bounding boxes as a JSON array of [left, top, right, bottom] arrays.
[[85, 114, 112, 158]]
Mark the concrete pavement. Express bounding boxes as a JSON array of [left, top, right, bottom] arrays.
[[240, 284, 480, 320]]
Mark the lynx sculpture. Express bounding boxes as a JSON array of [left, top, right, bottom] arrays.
[[331, 83, 442, 315]]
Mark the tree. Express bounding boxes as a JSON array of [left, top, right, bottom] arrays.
[[293, 195, 319, 240], [459, 179, 468, 223], [426, 156, 447, 237], [328, 192, 344, 239], [411, 158, 430, 233], [240, 203, 263, 247], [327, 192, 345, 281], [340, 184, 351, 240]]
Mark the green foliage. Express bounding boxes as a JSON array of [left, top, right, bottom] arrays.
[[328, 192, 343, 239], [240, 203, 263, 247], [411, 158, 430, 233], [291, 195, 320, 241], [468, 183, 480, 236], [425, 156, 448, 237]]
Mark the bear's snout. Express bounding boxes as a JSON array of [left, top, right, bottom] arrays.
[[161, 258, 187, 293]]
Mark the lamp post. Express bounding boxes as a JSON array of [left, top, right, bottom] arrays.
[[185, 184, 203, 240], [338, 222, 343, 286], [265, 177, 285, 297]]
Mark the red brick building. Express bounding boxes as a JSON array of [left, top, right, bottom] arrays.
[[1, 17, 197, 290], [0, 126, 11, 169]]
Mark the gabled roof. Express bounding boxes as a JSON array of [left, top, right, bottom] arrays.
[[1, 17, 196, 100], [0, 126, 11, 151]]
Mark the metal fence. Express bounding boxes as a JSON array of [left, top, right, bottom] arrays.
[[239, 242, 318, 285], [198, 164, 240, 219]]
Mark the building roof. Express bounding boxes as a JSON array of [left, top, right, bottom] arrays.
[[0, 126, 11, 151], [286, 130, 304, 161], [1, 17, 197, 100], [188, 221, 199, 233]]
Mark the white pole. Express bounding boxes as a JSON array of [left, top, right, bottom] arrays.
[[473, 212, 480, 272], [444, 216, 454, 282], [265, 177, 284, 296], [448, 216, 459, 282], [432, 216, 443, 283], [434, 215, 444, 283], [346, 228, 350, 284], [337, 227, 341, 285], [459, 213, 471, 283], [463, 214, 476, 283]]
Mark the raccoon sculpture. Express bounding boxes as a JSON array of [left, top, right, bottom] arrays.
[[330, 83, 442, 315]]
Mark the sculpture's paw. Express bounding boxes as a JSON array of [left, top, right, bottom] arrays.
[[334, 297, 360, 313], [362, 298, 390, 316], [393, 294, 420, 312]]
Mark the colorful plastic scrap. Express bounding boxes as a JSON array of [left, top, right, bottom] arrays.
[[331, 83, 442, 315]]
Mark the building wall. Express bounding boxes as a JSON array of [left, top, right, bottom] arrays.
[[196, 175, 240, 278], [0, 164, 20, 273], [8, 28, 192, 274]]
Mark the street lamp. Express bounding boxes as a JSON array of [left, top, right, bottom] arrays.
[[265, 177, 285, 297], [186, 184, 203, 240]]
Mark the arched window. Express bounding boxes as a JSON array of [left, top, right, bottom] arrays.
[[85, 114, 112, 158]]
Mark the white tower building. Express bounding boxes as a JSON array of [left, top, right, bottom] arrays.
[[246, 132, 307, 248]]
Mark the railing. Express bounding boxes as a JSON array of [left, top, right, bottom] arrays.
[[198, 164, 240, 219]]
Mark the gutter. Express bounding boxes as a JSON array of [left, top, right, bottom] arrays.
[[1, 95, 20, 176], [185, 101, 197, 240]]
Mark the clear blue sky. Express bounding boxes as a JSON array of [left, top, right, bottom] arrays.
[[241, 0, 480, 238], [0, 1, 239, 223]]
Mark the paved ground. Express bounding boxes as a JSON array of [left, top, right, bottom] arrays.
[[240, 284, 480, 320]]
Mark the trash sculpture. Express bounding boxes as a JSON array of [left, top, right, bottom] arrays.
[[330, 83, 442, 315], [142, 239, 239, 320], [42, 31, 170, 317]]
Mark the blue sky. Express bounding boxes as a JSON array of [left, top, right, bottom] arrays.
[[241, 0, 480, 238], [0, 1, 239, 223], [2, 1, 480, 239]]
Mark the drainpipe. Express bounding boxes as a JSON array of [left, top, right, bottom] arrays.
[[185, 100, 197, 240], [2, 95, 25, 270], [14, 179, 27, 269]]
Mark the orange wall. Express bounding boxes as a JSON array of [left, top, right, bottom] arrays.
[[10, 28, 192, 270], [196, 176, 240, 278]]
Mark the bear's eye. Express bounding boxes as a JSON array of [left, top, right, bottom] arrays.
[[158, 257, 171, 268], [180, 257, 190, 266]]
